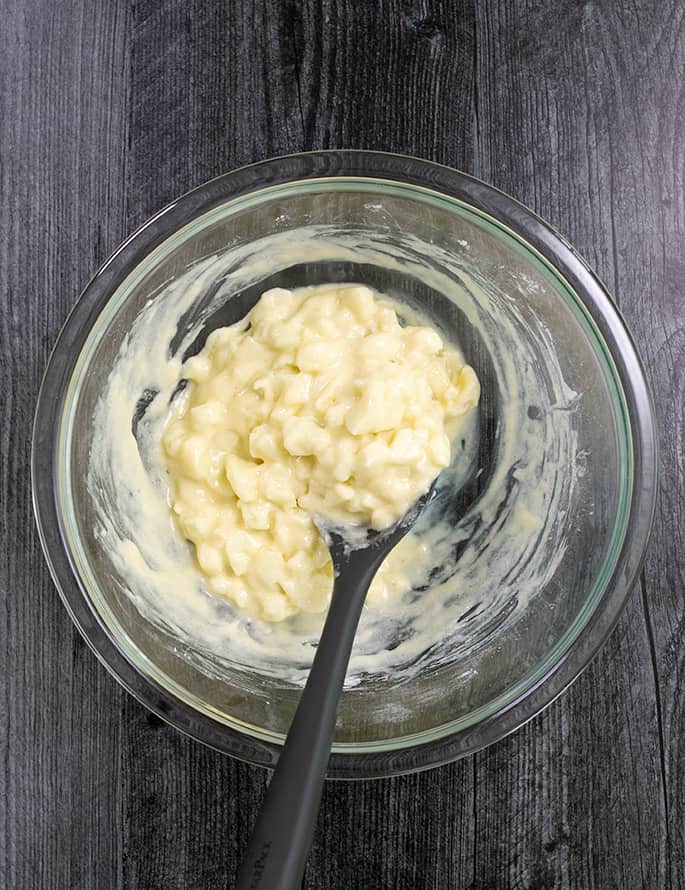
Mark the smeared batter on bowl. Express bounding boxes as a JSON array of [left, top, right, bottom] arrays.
[[87, 227, 578, 687], [162, 283, 479, 622]]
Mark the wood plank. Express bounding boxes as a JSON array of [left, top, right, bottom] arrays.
[[473, 0, 684, 886], [0, 1, 131, 888], [295, 0, 476, 161], [308, 762, 476, 889], [127, 0, 305, 224]]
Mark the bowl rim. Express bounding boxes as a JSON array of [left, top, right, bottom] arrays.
[[31, 149, 658, 778]]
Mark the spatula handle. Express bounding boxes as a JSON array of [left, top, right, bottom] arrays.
[[234, 549, 384, 890]]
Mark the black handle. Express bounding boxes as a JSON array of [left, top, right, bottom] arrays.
[[234, 547, 386, 890]]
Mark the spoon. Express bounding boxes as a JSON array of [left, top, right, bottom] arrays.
[[234, 486, 435, 890]]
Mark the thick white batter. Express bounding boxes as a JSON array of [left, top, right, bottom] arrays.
[[162, 283, 480, 622]]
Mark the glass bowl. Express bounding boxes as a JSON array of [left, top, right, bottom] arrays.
[[32, 151, 657, 778]]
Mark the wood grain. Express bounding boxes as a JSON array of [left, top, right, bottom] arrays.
[[2, 0, 684, 888], [1, 2, 130, 888]]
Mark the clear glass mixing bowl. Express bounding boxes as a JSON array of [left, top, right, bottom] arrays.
[[32, 151, 657, 778]]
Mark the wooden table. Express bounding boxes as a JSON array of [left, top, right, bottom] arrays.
[[2, 1, 682, 887]]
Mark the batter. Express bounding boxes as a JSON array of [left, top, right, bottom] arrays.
[[162, 284, 480, 622]]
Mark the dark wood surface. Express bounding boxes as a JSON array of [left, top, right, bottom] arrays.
[[2, 1, 683, 887]]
